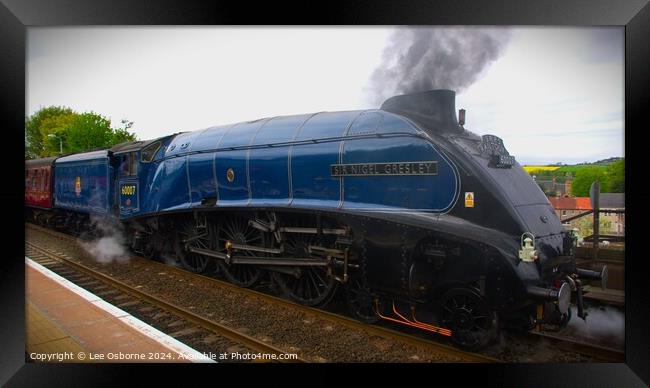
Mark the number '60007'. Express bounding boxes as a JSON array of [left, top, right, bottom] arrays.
[[121, 185, 136, 195]]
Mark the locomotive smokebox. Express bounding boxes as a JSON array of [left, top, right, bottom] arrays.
[[380, 89, 463, 134]]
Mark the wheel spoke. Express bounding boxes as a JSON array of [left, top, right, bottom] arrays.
[[308, 271, 320, 296], [312, 269, 326, 286], [217, 216, 263, 288], [178, 220, 215, 274], [439, 287, 497, 350]]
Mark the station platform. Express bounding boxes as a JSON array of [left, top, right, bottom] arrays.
[[25, 258, 215, 363]]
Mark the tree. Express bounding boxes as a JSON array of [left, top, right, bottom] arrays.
[[66, 112, 114, 153], [25, 107, 138, 159], [25, 106, 75, 158], [111, 120, 137, 145], [606, 158, 624, 193], [573, 214, 613, 238], [66, 113, 139, 153], [571, 167, 610, 197]]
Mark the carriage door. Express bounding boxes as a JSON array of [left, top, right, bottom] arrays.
[[118, 152, 140, 216]]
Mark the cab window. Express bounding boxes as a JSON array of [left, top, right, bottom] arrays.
[[141, 141, 161, 163], [120, 152, 138, 176]]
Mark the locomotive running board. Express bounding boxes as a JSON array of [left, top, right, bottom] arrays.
[[229, 257, 328, 266], [187, 246, 227, 259], [226, 242, 283, 254], [374, 300, 452, 337], [186, 246, 327, 266], [246, 219, 348, 236], [278, 227, 348, 236]]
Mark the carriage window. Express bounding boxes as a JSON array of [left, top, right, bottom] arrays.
[[141, 141, 161, 163], [40, 169, 45, 191]]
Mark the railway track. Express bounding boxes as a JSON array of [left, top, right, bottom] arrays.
[[26, 223, 496, 362], [25, 240, 303, 363], [29, 222, 626, 363], [529, 331, 624, 363]]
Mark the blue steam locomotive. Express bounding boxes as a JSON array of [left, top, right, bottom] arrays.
[[25, 89, 607, 349]]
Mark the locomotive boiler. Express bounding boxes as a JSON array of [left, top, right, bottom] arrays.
[[25, 89, 607, 349]]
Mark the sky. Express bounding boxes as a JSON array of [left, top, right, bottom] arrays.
[[27, 27, 624, 165]]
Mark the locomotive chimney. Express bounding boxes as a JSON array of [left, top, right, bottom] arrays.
[[380, 89, 463, 134], [458, 109, 466, 128]]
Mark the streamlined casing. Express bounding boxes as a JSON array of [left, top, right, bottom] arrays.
[[134, 110, 461, 217]]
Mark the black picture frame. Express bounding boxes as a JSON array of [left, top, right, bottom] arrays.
[[2, 1, 648, 386]]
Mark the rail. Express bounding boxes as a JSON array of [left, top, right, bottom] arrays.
[[25, 240, 303, 363], [26, 223, 497, 363]]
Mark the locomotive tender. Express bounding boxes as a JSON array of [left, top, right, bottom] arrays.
[[25, 89, 607, 349]]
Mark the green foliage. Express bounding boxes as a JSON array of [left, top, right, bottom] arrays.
[[66, 112, 113, 153], [532, 170, 554, 179], [527, 160, 623, 196], [571, 167, 610, 197], [25, 106, 75, 158], [572, 214, 613, 238], [556, 165, 607, 174], [111, 120, 137, 145], [25, 107, 138, 159], [606, 158, 624, 193]]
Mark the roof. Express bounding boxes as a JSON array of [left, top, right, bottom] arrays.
[[25, 157, 57, 168], [55, 150, 109, 163], [110, 136, 174, 154], [179, 110, 421, 156], [599, 193, 625, 209], [548, 194, 625, 210], [548, 197, 592, 210]]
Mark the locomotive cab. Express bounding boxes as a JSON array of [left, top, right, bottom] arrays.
[[116, 151, 140, 215], [110, 136, 171, 218]]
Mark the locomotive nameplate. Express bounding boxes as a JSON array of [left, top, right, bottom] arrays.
[[331, 161, 438, 177]]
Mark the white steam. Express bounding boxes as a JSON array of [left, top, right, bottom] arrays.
[[79, 215, 130, 264], [566, 306, 625, 347], [159, 251, 180, 267]]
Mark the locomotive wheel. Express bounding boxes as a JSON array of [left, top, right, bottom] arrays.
[[438, 287, 498, 350], [143, 236, 156, 259], [216, 216, 264, 288], [142, 227, 162, 260], [176, 220, 216, 274], [272, 227, 338, 307], [346, 276, 379, 324]]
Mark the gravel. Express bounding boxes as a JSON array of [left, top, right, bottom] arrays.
[[27, 224, 473, 363]]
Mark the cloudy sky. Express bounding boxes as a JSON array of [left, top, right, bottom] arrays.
[[27, 27, 623, 165]]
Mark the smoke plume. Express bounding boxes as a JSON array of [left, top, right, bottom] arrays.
[[365, 27, 512, 106], [79, 215, 130, 264]]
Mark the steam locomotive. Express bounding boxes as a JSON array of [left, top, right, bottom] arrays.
[[25, 89, 607, 349]]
